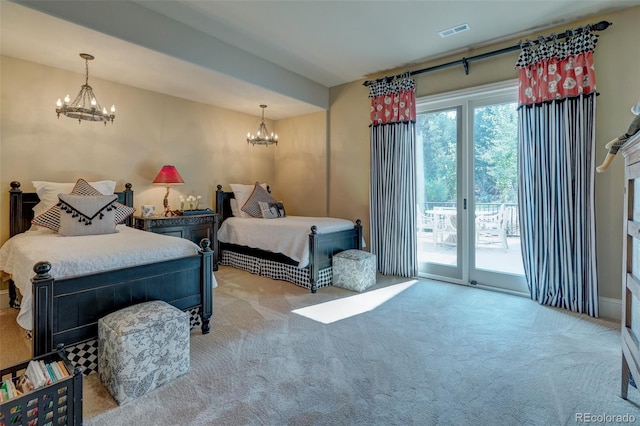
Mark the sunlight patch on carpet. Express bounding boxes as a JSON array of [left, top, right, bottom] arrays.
[[292, 280, 417, 324]]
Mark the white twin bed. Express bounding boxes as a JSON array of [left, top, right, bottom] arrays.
[[217, 216, 357, 268], [1, 180, 215, 357], [215, 184, 364, 292], [0, 225, 212, 331]]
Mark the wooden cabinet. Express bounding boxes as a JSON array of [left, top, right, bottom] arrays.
[[133, 213, 218, 270], [619, 131, 640, 399]]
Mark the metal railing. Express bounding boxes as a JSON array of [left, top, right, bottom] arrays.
[[418, 202, 520, 236]]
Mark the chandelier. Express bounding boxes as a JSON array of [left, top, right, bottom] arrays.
[[247, 105, 278, 146], [55, 53, 116, 125]]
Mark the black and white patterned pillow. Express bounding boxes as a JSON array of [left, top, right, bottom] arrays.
[[32, 179, 135, 232], [241, 182, 277, 218], [58, 194, 118, 236], [258, 201, 286, 219]]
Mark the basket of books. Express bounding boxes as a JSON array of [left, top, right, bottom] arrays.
[[0, 344, 82, 426]]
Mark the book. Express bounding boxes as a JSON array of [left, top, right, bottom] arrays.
[[1, 379, 12, 400], [26, 360, 46, 389], [38, 360, 52, 385], [49, 361, 64, 381], [56, 360, 69, 378], [45, 363, 57, 383]]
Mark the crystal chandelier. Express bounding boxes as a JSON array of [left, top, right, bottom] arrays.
[[56, 53, 116, 125], [247, 105, 278, 146]]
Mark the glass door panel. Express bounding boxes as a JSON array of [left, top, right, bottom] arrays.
[[470, 100, 527, 293], [416, 107, 463, 280]]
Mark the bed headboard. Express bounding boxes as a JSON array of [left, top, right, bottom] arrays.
[[9, 181, 134, 237], [214, 184, 272, 224], [215, 184, 234, 224]]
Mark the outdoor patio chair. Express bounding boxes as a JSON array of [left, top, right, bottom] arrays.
[[433, 207, 457, 246], [475, 204, 509, 250]]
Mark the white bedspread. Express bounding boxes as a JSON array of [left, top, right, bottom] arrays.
[[0, 225, 217, 330], [217, 216, 356, 268]]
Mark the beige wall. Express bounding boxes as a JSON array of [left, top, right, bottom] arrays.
[[328, 81, 371, 248], [0, 56, 277, 244], [326, 6, 640, 302], [273, 110, 328, 216]]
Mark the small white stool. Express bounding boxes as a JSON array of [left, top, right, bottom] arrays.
[[333, 249, 377, 292], [98, 300, 190, 405]]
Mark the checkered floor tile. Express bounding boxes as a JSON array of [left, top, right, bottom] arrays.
[[65, 339, 98, 375]]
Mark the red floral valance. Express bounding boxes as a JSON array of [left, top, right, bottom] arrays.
[[516, 29, 599, 106], [368, 73, 416, 125]]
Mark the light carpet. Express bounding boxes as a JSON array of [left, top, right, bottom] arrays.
[[2, 266, 639, 425]]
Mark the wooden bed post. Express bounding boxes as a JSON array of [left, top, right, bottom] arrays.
[[199, 238, 214, 334], [9, 182, 24, 308], [122, 183, 134, 226], [31, 261, 54, 357], [355, 219, 363, 249], [309, 226, 320, 293], [9, 181, 23, 237]]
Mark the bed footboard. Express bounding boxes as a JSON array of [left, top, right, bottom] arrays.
[[308, 219, 363, 293], [30, 241, 213, 357]]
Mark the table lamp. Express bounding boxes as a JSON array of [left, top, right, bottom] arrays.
[[152, 165, 184, 216]]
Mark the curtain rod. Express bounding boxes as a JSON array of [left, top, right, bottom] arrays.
[[363, 20, 612, 86]]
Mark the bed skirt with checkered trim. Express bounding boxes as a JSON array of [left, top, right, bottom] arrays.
[[220, 250, 332, 290]]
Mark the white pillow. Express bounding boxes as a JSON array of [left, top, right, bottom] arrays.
[[230, 199, 242, 218], [229, 182, 268, 218], [32, 180, 116, 216]]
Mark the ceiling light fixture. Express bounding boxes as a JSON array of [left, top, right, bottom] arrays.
[[247, 104, 278, 146], [56, 53, 116, 125]]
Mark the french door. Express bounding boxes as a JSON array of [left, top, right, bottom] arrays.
[[416, 81, 527, 295]]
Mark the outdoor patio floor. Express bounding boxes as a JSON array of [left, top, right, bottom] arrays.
[[418, 232, 525, 276]]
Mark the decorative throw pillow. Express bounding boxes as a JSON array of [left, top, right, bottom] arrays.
[[241, 183, 277, 218], [32, 179, 116, 217], [57, 194, 118, 236], [230, 182, 268, 218], [258, 201, 286, 219], [32, 179, 135, 232]]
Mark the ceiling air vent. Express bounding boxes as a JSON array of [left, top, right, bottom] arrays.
[[439, 23, 470, 38]]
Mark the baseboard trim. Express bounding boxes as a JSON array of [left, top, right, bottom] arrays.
[[599, 296, 621, 322], [418, 274, 622, 321]]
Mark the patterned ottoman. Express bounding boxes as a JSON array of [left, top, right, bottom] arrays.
[[332, 249, 377, 292], [98, 300, 190, 405]]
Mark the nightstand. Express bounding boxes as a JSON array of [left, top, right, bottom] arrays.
[[133, 213, 219, 270]]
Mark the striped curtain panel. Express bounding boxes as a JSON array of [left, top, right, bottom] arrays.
[[368, 72, 417, 277], [516, 27, 599, 316]]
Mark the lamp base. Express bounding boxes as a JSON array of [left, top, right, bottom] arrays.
[[161, 186, 182, 216]]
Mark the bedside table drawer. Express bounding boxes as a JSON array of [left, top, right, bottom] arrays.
[[154, 229, 184, 239], [132, 214, 218, 270]]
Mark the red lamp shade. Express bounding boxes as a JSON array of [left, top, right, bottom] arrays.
[[152, 165, 184, 185]]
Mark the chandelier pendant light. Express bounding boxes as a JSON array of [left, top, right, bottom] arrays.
[[56, 53, 116, 125], [247, 104, 278, 146]]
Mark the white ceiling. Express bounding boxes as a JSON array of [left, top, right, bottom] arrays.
[[2, 0, 639, 119]]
